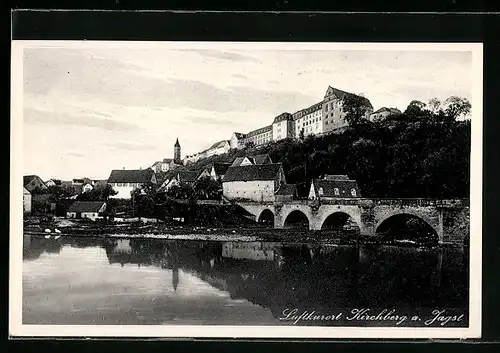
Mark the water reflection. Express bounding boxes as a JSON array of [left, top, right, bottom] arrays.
[[22, 235, 469, 325]]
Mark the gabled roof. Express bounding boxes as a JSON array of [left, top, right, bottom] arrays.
[[108, 169, 154, 183], [231, 156, 246, 167], [233, 132, 246, 139], [275, 183, 296, 196], [162, 158, 173, 163], [324, 174, 349, 181], [223, 163, 283, 182], [212, 163, 232, 175], [312, 178, 361, 197], [248, 154, 273, 165], [23, 175, 41, 186], [209, 140, 230, 150], [177, 171, 198, 183], [23, 187, 31, 194], [324, 86, 373, 108], [67, 201, 106, 213], [371, 107, 402, 115]]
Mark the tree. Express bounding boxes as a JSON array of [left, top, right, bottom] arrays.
[[404, 100, 427, 116], [299, 128, 305, 141], [443, 96, 471, 120], [341, 95, 371, 126], [194, 177, 222, 200], [245, 141, 255, 149], [427, 97, 441, 113]]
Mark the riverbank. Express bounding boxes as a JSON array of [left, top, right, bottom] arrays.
[[22, 217, 460, 247]]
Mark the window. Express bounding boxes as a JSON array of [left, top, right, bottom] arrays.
[[334, 188, 340, 196], [318, 187, 324, 196], [351, 188, 357, 196]]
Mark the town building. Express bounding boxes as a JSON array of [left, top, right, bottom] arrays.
[[23, 187, 32, 214], [206, 140, 231, 158], [162, 170, 199, 191], [209, 163, 232, 181], [23, 175, 47, 193], [107, 169, 157, 199], [369, 107, 402, 122], [45, 179, 62, 187], [275, 184, 297, 202], [222, 163, 286, 202], [72, 177, 94, 186], [151, 139, 185, 172], [66, 201, 107, 221], [230, 132, 247, 150], [308, 175, 361, 200]]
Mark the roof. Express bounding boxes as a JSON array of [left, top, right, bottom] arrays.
[[324, 174, 349, 181], [233, 132, 246, 139], [23, 187, 31, 194], [46, 179, 62, 185], [162, 158, 173, 163], [246, 125, 272, 137], [312, 178, 361, 197], [108, 169, 154, 183], [178, 171, 198, 183], [209, 140, 230, 150], [292, 102, 323, 120], [275, 184, 296, 196], [248, 154, 272, 165], [231, 157, 246, 167], [23, 175, 40, 186], [212, 163, 232, 175], [67, 201, 106, 213], [174, 138, 180, 147], [73, 177, 92, 184], [223, 163, 283, 182], [324, 86, 373, 109], [273, 112, 293, 123], [371, 107, 402, 115]]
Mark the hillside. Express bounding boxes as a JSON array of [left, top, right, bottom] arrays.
[[187, 110, 470, 199]]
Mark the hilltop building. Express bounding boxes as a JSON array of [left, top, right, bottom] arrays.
[[222, 163, 286, 202], [151, 139, 184, 172], [369, 107, 402, 122], [107, 169, 156, 199], [308, 175, 361, 200]]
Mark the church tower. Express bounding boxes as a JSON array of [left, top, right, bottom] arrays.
[[174, 138, 181, 164]]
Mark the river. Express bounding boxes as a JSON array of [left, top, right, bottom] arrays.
[[22, 234, 469, 327]]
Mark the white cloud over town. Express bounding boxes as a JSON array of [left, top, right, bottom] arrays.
[[20, 43, 473, 180]]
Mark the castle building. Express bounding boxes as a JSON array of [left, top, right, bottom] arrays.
[[272, 113, 295, 141]]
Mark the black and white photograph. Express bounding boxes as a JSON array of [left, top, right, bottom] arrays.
[[10, 41, 482, 339]]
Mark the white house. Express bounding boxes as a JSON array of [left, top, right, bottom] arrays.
[[222, 163, 286, 202], [82, 183, 94, 193], [229, 132, 247, 150], [23, 187, 32, 214], [272, 113, 295, 141], [66, 201, 107, 221], [107, 169, 157, 199], [308, 175, 361, 200]]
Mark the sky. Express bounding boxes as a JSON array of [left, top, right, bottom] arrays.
[[20, 43, 474, 181]]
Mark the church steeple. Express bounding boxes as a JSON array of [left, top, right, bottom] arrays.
[[174, 138, 181, 164]]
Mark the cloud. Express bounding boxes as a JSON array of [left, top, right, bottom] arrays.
[[24, 108, 141, 132], [102, 141, 156, 151], [183, 115, 234, 126], [177, 49, 262, 63]]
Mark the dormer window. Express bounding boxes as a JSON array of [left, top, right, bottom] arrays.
[[351, 188, 357, 196], [318, 187, 324, 196], [334, 188, 340, 196]]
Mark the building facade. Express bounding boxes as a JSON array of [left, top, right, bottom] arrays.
[[293, 102, 323, 138], [230, 132, 247, 150], [107, 169, 157, 199], [369, 107, 402, 122], [243, 125, 273, 147], [222, 163, 286, 202], [23, 175, 47, 193], [67, 201, 107, 221], [308, 175, 361, 200], [272, 113, 295, 141]]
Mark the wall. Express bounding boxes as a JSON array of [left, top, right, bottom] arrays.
[[23, 193, 32, 214], [109, 183, 137, 199], [223, 180, 275, 202]]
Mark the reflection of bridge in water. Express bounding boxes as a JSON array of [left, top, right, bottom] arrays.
[[237, 198, 470, 244], [101, 238, 468, 313]]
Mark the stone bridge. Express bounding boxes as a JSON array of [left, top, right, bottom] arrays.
[[236, 198, 470, 245]]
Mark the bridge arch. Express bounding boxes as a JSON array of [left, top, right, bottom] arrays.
[[283, 209, 310, 230], [375, 212, 439, 245], [257, 209, 274, 226], [320, 211, 361, 233]]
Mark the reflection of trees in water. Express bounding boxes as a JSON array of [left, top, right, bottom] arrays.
[[99, 238, 467, 312], [23, 235, 63, 260]]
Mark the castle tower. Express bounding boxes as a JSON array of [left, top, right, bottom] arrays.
[[174, 138, 181, 164]]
